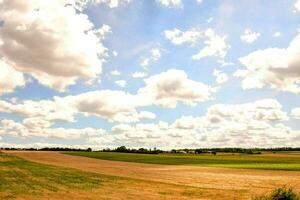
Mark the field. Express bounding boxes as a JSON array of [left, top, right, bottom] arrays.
[[1, 151, 300, 200], [65, 151, 300, 171]]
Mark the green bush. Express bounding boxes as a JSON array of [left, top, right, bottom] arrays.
[[254, 187, 300, 200]]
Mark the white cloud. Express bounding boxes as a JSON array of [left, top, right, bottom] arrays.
[[240, 29, 260, 44], [69, 90, 148, 123], [273, 32, 281, 37], [207, 17, 213, 23], [132, 71, 147, 78], [140, 58, 150, 67], [0, 118, 106, 139], [110, 70, 121, 76], [173, 116, 199, 129], [112, 51, 118, 56], [192, 29, 230, 62], [295, 0, 300, 12], [0, 98, 76, 122], [0, 0, 110, 91], [115, 80, 127, 88], [164, 28, 202, 46], [150, 48, 161, 61], [0, 69, 215, 124], [156, 0, 182, 8], [138, 69, 215, 108], [164, 28, 230, 62], [98, 0, 132, 8], [291, 107, 300, 119], [97, 98, 293, 148], [0, 60, 26, 95], [1, 96, 298, 148], [207, 99, 288, 122], [213, 69, 229, 84], [74, 0, 132, 10], [140, 48, 162, 68], [236, 32, 300, 93]]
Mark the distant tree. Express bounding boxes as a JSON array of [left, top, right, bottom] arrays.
[[195, 149, 203, 154], [86, 148, 92, 152], [115, 146, 127, 152], [171, 149, 177, 153]]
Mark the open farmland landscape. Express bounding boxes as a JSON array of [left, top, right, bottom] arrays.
[[1, 0, 300, 199], [1, 150, 300, 199]]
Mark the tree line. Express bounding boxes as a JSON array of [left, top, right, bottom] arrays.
[[1, 146, 300, 154]]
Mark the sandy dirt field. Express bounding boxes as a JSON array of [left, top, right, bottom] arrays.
[[6, 151, 300, 200]]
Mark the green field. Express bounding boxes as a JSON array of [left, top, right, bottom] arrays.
[[65, 151, 300, 171], [0, 152, 115, 199]]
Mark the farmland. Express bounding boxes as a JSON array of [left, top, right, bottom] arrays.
[[1, 151, 241, 200], [65, 151, 300, 171], [2, 151, 300, 199]]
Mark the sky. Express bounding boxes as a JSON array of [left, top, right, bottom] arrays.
[[0, 0, 300, 150]]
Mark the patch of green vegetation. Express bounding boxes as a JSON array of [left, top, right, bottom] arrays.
[[65, 152, 300, 171], [158, 191, 174, 196], [0, 152, 114, 199], [254, 187, 300, 200], [181, 190, 203, 197]]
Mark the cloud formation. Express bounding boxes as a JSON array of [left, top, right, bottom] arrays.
[[138, 69, 215, 108], [92, 98, 296, 148], [0, 0, 110, 91], [240, 29, 260, 44], [0, 69, 214, 123], [0, 60, 26, 95], [164, 28, 230, 62], [192, 29, 230, 62], [156, 0, 182, 8], [164, 28, 202, 46], [236, 32, 300, 93]]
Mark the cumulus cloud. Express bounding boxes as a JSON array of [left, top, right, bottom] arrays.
[[0, 0, 110, 91], [0, 98, 76, 122], [164, 28, 202, 46], [207, 99, 288, 122], [291, 107, 300, 119], [110, 70, 121, 76], [73, 0, 132, 10], [0, 60, 26, 95], [115, 80, 127, 88], [213, 69, 229, 84], [156, 0, 182, 8], [67, 90, 149, 123], [0, 69, 215, 123], [138, 69, 215, 108], [164, 28, 230, 62], [140, 48, 162, 68], [173, 116, 199, 129], [240, 29, 260, 44], [295, 0, 300, 12], [235, 32, 300, 93], [192, 29, 230, 62], [273, 32, 281, 38], [96, 98, 294, 148], [92, 0, 132, 8], [1, 95, 298, 148], [0, 118, 106, 139], [132, 71, 147, 78]]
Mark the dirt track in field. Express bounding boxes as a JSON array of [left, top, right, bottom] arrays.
[[6, 151, 300, 199]]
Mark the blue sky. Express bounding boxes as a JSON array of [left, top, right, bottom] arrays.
[[0, 0, 300, 149]]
